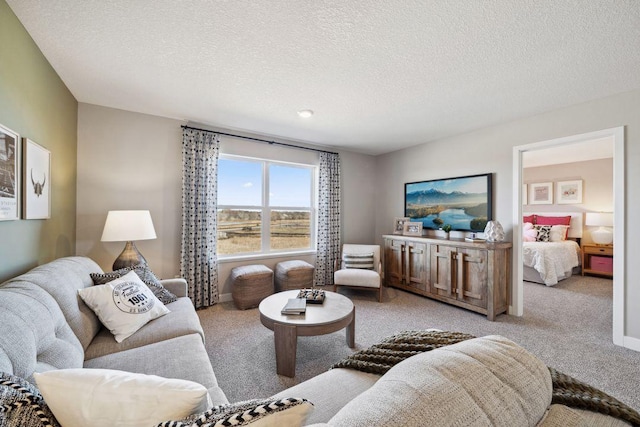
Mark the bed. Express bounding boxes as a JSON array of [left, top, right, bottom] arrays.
[[522, 212, 582, 286]]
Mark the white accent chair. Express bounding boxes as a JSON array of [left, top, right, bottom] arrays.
[[333, 244, 382, 302]]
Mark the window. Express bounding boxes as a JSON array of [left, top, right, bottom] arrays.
[[217, 155, 315, 257]]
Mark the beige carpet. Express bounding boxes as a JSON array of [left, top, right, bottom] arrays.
[[197, 275, 640, 411]]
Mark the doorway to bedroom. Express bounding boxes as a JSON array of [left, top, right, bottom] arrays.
[[513, 127, 625, 348]]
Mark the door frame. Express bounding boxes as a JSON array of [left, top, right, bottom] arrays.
[[512, 126, 625, 346]]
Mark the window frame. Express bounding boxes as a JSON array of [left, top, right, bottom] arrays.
[[217, 154, 317, 260]]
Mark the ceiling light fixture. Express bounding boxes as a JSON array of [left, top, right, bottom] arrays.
[[297, 109, 314, 118]]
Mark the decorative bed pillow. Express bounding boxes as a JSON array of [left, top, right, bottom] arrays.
[[34, 369, 210, 427], [343, 253, 374, 270], [91, 263, 178, 305], [534, 225, 552, 242], [549, 225, 570, 242], [536, 215, 571, 226], [0, 371, 61, 427], [523, 222, 537, 242], [155, 397, 313, 427], [523, 214, 536, 224], [79, 271, 170, 342]]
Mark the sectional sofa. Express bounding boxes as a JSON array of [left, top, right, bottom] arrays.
[[0, 256, 632, 426]]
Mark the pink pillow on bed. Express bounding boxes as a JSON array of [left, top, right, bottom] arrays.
[[536, 215, 571, 226], [523, 222, 537, 242], [523, 214, 535, 224]]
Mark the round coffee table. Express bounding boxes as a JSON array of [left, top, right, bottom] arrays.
[[259, 290, 355, 377]]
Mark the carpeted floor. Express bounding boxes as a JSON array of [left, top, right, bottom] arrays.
[[197, 275, 640, 411]]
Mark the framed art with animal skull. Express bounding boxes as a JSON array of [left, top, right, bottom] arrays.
[[23, 138, 50, 219]]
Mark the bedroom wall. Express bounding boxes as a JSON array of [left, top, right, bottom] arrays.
[[375, 88, 640, 343], [76, 103, 377, 297], [523, 158, 613, 244], [0, 0, 78, 283]]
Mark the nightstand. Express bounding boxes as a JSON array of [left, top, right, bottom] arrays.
[[581, 244, 613, 278]]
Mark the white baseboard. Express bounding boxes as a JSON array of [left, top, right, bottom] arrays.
[[219, 292, 233, 303], [623, 335, 640, 352]]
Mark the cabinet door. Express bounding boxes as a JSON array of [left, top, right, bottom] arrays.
[[384, 239, 404, 287], [456, 248, 487, 308], [405, 241, 428, 291], [430, 244, 455, 298]]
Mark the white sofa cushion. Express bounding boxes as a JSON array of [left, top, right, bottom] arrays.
[[334, 269, 380, 288], [327, 335, 552, 426], [34, 368, 210, 427]]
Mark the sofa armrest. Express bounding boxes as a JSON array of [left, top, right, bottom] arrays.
[[160, 278, 188, 298]]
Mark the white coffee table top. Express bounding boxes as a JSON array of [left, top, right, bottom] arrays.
[[259, 289, 354, 327]]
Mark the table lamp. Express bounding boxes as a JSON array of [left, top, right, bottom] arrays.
[[101, 210, 157, 270], [585, 212, 613, 245]]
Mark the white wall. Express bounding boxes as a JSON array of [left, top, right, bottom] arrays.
[[524, 158, 613, 244], [375, 88, 640, 342], [76, 103, 377, 296]]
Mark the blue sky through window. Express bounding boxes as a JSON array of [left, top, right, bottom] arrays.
[[269, 165, 311, 207], [218, 158, 312, 207], [218, 158, 262, 205]]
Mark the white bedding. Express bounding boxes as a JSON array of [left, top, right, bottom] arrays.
[[523, 241, 581, 286]]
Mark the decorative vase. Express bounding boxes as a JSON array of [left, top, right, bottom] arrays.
[[484, 221, 504, 242]]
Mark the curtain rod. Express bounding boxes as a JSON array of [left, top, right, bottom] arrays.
[[181, 125, 338, 155]]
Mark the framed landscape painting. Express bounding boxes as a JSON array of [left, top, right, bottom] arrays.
[[0, 124, 20, 221], [404, 173, 492, 232]]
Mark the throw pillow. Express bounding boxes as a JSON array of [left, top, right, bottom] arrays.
[[534, 225, 552, 242], [34, 369, 210, 427], [343, 253, 374, 270], [549, 225, 570, 242], [155, 397, 314, 427], [523, 222, 537, 242], [0, 372, 60, 427], [79, 271, 170, 342], [91, 263, 178, 305], [536, 215, 571, 226], [523, 214, 536, 224]]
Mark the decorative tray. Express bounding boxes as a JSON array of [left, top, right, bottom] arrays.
[[297, 289, 325, 304]]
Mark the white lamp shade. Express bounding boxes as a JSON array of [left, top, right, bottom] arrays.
[[101, 210, 157, 242], [585, 212, 613, 227]]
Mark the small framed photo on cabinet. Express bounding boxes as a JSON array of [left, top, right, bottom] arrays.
[[403, 221, 423, 237], [393, 217, 409, 235]]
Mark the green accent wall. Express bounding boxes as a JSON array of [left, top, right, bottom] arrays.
[[0, 0, 78, 282]]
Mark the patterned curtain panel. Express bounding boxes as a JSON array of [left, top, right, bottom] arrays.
[[314, 152, 341, 287], [181, 128, 220, 308]]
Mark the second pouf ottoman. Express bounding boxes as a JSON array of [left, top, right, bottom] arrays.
[[231, 265, 274, 310], [275, 260, 315, 292]]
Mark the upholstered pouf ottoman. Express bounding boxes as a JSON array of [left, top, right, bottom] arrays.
[[275, 260, 315, 292], [231, 265, 274, 310]]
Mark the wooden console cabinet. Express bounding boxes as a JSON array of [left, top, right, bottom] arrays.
[[383, 235, 511, 320]]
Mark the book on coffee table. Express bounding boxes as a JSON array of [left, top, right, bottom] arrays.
[[281, 298, 306, 315]]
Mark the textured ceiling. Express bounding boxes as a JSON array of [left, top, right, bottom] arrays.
[[7, 0, 640, 155]]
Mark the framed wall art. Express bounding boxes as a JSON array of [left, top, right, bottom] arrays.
[[0, 124, 20, 221], [557, 179, 583, 204], [403, 221, 423, 237], [393, 217, 410, 235], [23, 138, 51, 219], [529, 182, 553, 205]]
